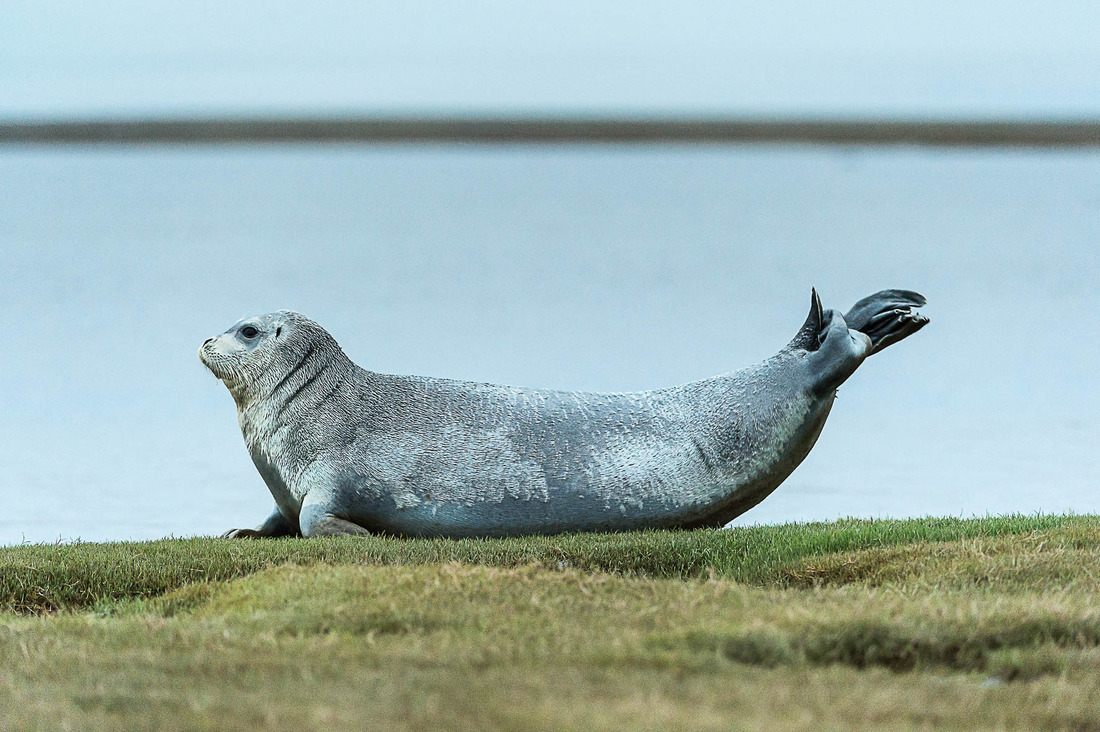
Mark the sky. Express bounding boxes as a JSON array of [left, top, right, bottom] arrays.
[[3, 1, 1100, 119]]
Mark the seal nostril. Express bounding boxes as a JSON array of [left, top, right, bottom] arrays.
[[203, 338, 214, 346]]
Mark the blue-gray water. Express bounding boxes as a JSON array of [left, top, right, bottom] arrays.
[[1, 144, 1098, 545]]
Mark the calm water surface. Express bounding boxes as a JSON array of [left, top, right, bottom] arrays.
[[1, 144, 1097, 544]]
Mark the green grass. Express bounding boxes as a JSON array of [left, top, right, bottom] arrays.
[[3, 514, 1100, 730], [1, 513, 1086, 613]]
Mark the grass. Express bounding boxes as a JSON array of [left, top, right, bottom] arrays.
[[2, 514, 1100, 730], [1, 514, 1085, 614]]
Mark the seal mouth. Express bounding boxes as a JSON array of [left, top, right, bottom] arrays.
[[199, 341, 232, 381]]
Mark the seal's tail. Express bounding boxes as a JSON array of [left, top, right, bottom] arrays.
[[843, 289, 929, 356], [788, 288, 928, 355]]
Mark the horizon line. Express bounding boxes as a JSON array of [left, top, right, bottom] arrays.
[[3, 115, 1100, 147]]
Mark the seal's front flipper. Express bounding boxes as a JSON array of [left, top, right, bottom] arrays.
[[298, 501, 372, 538], [221, 506, 300, 538], [843, 289, 928, 356], [301, 515, 372, 538]]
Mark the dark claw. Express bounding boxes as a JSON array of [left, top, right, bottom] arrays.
[[221, 528, 262, 539]]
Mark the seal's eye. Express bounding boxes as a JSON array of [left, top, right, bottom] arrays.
[[240, 326, 260, 339]]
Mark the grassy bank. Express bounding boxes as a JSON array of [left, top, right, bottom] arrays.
[[2, 515, 1099, 730]]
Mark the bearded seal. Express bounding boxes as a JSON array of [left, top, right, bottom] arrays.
[[200, 289, 927, 538]]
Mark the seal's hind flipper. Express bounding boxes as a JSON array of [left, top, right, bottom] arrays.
[[844, 289, 929, 355], [787, 287, 827, 351]]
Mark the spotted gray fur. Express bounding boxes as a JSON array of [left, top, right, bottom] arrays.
[[199, 289, 928, 538]]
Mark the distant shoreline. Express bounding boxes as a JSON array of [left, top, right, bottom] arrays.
[[3, 116, 1100, 147]]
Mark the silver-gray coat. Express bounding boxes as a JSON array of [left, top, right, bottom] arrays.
[[200, 289, 927, 538]]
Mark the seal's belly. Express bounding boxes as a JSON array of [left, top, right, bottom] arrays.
[[339, 394, 822, 536]]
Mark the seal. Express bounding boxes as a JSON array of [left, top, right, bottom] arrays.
[[200, 289, 927, 538]]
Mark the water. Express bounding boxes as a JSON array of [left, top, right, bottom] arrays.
[[1, 144, 1097, 544]]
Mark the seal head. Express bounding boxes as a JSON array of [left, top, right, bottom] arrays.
[[199, 311, 349, 406], [199, 312, 286, 402]]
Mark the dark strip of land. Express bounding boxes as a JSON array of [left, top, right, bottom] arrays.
[[2, 117, 1100, 147]]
